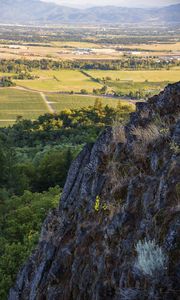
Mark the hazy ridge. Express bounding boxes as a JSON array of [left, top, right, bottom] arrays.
[[1, 0, 180, 24]]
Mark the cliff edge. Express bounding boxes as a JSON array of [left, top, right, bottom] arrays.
[[9, 82, 180, 300]]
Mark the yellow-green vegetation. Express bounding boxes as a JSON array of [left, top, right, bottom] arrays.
[[15, 70, 102, 92], [0, 72, 15, 77], [47, 94, 131, 111], [86, 69, 180, 82], [94, 196, 108, 212], [0, 89, 48, 126], [94, 196, 100, 211]]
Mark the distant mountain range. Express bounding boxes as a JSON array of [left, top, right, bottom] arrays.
[[0, 0, 180, 24]]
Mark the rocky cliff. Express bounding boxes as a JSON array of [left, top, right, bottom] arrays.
[[9, 82, 180, 300]]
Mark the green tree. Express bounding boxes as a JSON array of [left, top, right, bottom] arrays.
[[0, 187, 60, 299]]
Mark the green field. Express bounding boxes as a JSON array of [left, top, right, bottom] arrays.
[[3, 69, 180, 95], [47, 94, 130, 111], [15, 70, 102, 92], [0, 88, 133, 127], [86, 69, 180, 82], [0, 72, 15, 77], [106, 80, 169, 96], [0, 89, 48, 126]]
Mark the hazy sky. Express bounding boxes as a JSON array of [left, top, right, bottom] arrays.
[[42, 0, 180, 8]]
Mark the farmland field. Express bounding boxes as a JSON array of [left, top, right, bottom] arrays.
[[124, 42, 180, 52], [1, 68, 179, 127], [0, 88, 133, 126], [0, 89, 48, 126], [0, 40, 180, 60], [13, 69, 180, 94], [15, 70, 102, 92], [47, 94, 131, 111], [86, 69, 180, 82], [106, 80, 169, 96]]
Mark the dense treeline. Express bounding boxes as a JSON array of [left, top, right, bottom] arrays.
[[0, 100, 134, 299], [0, 76, 15, 87], [2, 100, 133, 148], [94, 36, 180, 44], [0, 57, 179, 73], [0, 100, 133, 196], [0, 26, 179, 44], [0, 139, 75, 194], [1, 101, 123, 193]]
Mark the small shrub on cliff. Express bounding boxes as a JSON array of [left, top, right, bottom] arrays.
[[132, 124, 160, 145], [135, 239, 168, 278]]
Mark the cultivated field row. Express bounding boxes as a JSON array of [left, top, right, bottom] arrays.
[[0, 89, 132, 127]]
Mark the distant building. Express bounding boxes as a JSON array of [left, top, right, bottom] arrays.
[[73, 48, 93, 55]]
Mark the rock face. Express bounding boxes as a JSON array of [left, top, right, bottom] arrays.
[[9, 83, 180, 300]]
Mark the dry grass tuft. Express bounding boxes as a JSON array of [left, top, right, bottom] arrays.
[[112, 122, 127, 145], [131, 124, 160, 144], [131, 124, 161, 160], [106, 160, 129, 196]]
